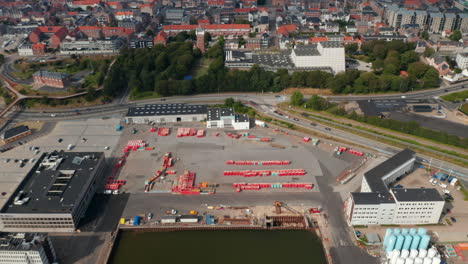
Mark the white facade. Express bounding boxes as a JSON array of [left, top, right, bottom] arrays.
[[346, 197, 396, 226], [456, 53, 468, 69], [127, 113, 205, 124], [0, 234, 56, 264], [17, 43, 34, 56], [0, 247, 50, 264], [392, 199, 445, 225], [233, 121, 250, 130], [290, 42, 345, 74]]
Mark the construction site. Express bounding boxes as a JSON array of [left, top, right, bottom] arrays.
[[106, 121, 365, 196]]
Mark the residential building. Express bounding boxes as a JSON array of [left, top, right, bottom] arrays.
[[0, 233, 56, 264], [414, 10, 427, 28], [130, 37, 154, 48], [428, 12, 444, 33], [0, 152, 106, 232], [0, 125, 32, 145], [206, 108, 250, 130], [456, 13, 468, 33], [162, 24, 251, 37], [33, 70, 71, 88], [17, 43, 34, 56], [344, 149, 444, 226], [456, 53, 468, 69], [290, 42, 345, 74], [29, 26, 68, 48], [60, 37, 124, 55], [443, 13, 457, 32], [125, 104, 208, 124]]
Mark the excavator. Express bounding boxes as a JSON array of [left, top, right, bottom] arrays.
[[274, 201, 300, 215]]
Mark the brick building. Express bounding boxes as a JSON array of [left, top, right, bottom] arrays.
[[0, 125, 32, 145], [72, 26, 135, 39], [154, 30, 168, 45], [29, 26, 68, 48], [33, 70, 71, 88]]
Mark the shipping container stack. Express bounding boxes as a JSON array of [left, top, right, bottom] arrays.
[[223, 169, 306, 177], [105, 152, 130, 191], [226, 160, 291, 165], [124, 140, 146, 152], [197, 129, 204, 138], [150, 127, 157, 133], [348, 149, 364, 156], [233, 183, 313, 192], [144, 152, 172, 192]]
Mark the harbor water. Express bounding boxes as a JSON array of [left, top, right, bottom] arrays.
[[109, 230, 326, 264]]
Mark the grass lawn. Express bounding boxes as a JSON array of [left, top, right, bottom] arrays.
[[441, 90, 468, 102], [12, 70, 34, 80], [192, 58, 214, 78], [130, 91, 160, 100], [460, 103, 468, 115]]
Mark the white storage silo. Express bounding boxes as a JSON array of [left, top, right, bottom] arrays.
[[418, 249, 427, 258], [410, 249, 419, 258], [431, 257, 441, 264], [414, 257, 423, 264], [405, 258, 415, 264], [427, 248, 437, 258], [402, 228, 409, 235], [394, 228, 401, 236], [410, 235, 421, 250], [387, 235, 397, 252], [391, 250, 401, 264], [384, 228, 393, 246], [419, 235, 431, 250], [423, 257, 432, 264], [401, 249, 410, 259], [396, 258, 405, 264]]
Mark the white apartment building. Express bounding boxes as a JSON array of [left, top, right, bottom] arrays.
[[457, 13, 468, 33], [456, 53, 468, 69], [60, 38, 124, 55], [414, 10, 428, 27], [17, 43, 34, 56], [0, 233, 56, 264], [345, 149, 445, 226], [290, 42, 345, 74]]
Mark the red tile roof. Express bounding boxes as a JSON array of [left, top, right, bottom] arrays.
[[234, 8, 257, 13], [37, 26, 64, 33], [207, 0, 225, 6], [163, 24, 250, 31], [343, 36, 353, 41], [198, 19, 210, 25], [328, 7, 338, 12], [310, 36, 329, 42], [115, 11, 133, 16], [73, 0, 100, 6], [277, 24, 297, 36]]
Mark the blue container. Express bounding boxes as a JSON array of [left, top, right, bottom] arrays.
[[394, 228, 401, 236], [417, 228, 427, 236], [395, 235, 405, 251], [403, 235, 413, 250], [409, 228, 417, 236], [410, 234, 421, 250], [433, 174, 439, 179], [419, 234, 430, 250], [386, 235, 397, 252], [134, 216, 141, 226], [401, 228, 408, 236], [448, 176, 455, 182], [384, 228, 393, 246], [205, 215, 215, 225]]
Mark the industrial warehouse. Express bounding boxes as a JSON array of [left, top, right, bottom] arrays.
[[345, 149, 445, 226], [125, 103, 252, 130], [0, 152, 105, 232]]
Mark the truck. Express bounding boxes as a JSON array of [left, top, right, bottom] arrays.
[[439, 183, 447, 188], [67, 144, 74, 150], [116, 124, 122, 131]]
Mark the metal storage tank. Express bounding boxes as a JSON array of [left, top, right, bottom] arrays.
[[405, 258, 415, 264], [402, 228, 409, 235], [431, 257, 441, 264], [384, 228, 393, 246], [419, 235, 430, 250], [418, 228, 427, 236], [394, 228, 401, 236], [427, 248, 437, 258], [395, 235, 405, 251], [403, 235, 413, 250], [418, 249, 427, 258], [409, 228, 417, 236], [396, 258, 405, 264], [410, 235, 421, 250], [414, 258, 423, 264], [423, 257, 432, 264], [401, 249, 410, 259], [387, 235, 397, 252], [391, 250, 401, 264], [410, 249, 419, 258]]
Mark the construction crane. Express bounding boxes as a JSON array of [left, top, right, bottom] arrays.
[[274, 201, 300, 215]]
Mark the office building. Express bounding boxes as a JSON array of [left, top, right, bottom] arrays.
[[456, 53, 468, 69], [33, 70, 71, 88], [0, 232, 56, 264], [0, 152, 106, 232], [206, 108, 250, 130], [345, 149, 444, 226], [125, 104, 208, 124], [60, 38, 124, 55]]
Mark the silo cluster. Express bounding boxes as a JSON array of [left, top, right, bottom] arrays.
[[384, 228, 440, 264]]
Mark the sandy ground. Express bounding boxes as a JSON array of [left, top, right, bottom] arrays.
[[412, 108, 468, 126]]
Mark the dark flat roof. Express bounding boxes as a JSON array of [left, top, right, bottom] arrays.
[[351, 192, 395, 205], [207, 107, 234, 121], [364, 149, 415, 193], [391, 188, 444, 202], [294, 45, 321, 56], [126, 104, 207, 117], [2, 152, 104, 214], [235, 113, 249, 123], [1, 125, 30, 140]]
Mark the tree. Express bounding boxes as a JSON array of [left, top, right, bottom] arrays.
[[408, 62, 429, 79], [454, 68, 462, 74], [305, 95, 328, 110], [146, 29, 154, 36], [204, 32, 212, 43], [0, 54, 4, 65], [290, 91, 304, 106], [449, 30, 462, 42], [345, 43, 358, 54], [423, 47, 435, 58], [421, 67, 440, 88], [372, 44, 387, 59], [400, 51, 420, 68], [421, 31, 429, 41], [225, 97, 235, 107]]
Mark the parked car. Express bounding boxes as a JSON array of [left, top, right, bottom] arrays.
[[58, 138, 63, 143], [310, 123, 317, 126], [450, 217, 457, 223], [325, 127, 331, 131]]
